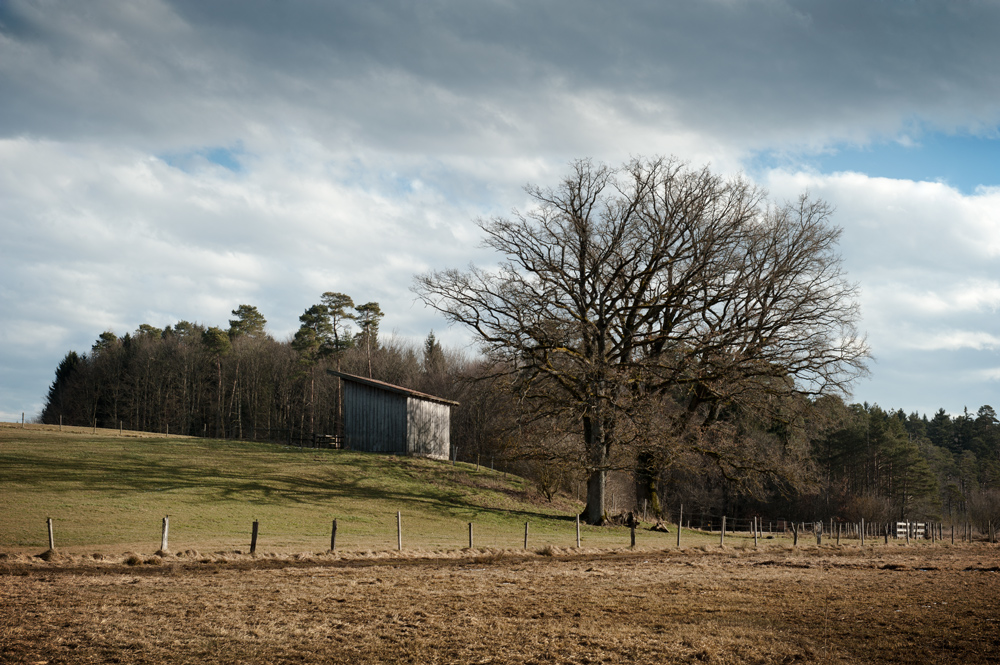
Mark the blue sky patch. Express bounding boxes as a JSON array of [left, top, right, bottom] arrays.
[[750, 132, 1000, 194], [159, 145, 246, 173]]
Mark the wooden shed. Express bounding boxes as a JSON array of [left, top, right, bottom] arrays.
[[327, 370, 458, 461]]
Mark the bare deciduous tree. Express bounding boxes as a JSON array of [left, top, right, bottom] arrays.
[[415, 157, 869, 524]]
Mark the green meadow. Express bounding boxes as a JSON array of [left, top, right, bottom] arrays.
[[0, 423, 727, 555]]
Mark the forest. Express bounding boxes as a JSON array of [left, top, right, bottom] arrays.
[[39, 295, 1000, 532]]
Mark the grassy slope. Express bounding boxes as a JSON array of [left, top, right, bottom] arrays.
[[0, 423, 716, 554]]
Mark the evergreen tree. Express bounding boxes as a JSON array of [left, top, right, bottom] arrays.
[[228, 305, 268, 339], [202, 326, 232, 438], [40, 351, 82, 424], [354, 302, 384, 378], [927, 408, 954, 451]]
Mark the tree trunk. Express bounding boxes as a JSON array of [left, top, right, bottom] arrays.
[[584, 468, 607, 525], [635, 452, 663, 519], [582, 413, 610, 524]]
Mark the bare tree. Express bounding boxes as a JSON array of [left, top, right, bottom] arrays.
[[415, 157, 869, 524]]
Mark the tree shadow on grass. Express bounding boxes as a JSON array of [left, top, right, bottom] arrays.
[[0, 444, 573, 523]]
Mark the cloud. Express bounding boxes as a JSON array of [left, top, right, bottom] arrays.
[[6, 1, 1000, 159], [907, 331, 1000, 353], [4, 0, 1000, 418], [759, 168, 1000, 409]]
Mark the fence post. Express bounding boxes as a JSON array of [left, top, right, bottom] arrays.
[[330, 519, 338, 551], [250, 520, 259, 554], [861, 518, 865, 547], [720, 516, 726, 547], [468, 522, 474, 549], [524, 521, 529, 550], [792, 522, 798, 547], [397, 511, 402, 551], [816, 521, 822, 546], [631, 523, 636, 549], [677, 505, 683, 547], [160, 515, 169, 553], [47, 517, 55, 551], [754, 517, 758, 547], [576, 514, 581, 548]]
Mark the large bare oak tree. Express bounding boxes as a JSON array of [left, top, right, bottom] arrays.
[[414, 157, 869, 524]]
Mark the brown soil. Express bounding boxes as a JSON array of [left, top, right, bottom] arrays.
[[1, 544, 997, 664]]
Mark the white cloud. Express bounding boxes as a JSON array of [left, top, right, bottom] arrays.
[[5, 1, 1000, 417], [906, 330, 1000, 353]]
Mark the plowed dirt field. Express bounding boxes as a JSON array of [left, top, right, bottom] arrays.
[[2, 544, 997, 664]]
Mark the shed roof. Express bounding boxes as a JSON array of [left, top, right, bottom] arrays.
[[327, 370, 460, 406]]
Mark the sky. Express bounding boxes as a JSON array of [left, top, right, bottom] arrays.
[[2, 0, 1000, 421]]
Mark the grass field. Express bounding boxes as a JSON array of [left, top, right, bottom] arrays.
[[1, 422, 739, 554], [2, 423, 999, 663]]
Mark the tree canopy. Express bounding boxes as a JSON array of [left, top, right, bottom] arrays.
[[415, 156, 870, 523]]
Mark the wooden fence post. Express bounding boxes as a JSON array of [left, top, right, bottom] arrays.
[[160, 515, 169, 553], [47, 517, 55, 551], [397, 511, 402, 551], [330, 519, 337, 551], [576, 514, 581, 548], [792, 522, 798, 547], [524, 521, 529, 550], [720, 516, 726, 547], [816, 521, 822, 546], [861, 518, 865, 547], [677, 505, 683, 548], [250, 520, 259, 554], [468, 522, 474, 549], [754, 517, 758, 547]]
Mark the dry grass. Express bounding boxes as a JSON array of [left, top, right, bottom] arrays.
[[2, 544, 998, 664]]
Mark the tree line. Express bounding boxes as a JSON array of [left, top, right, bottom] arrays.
[[40, 296, 497, 449]]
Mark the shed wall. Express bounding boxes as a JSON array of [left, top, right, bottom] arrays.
[[406, 398, 451, 460], [343, 382, 407, 454]]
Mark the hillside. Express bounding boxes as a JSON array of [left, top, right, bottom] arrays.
[[0, 423, 655, 554]]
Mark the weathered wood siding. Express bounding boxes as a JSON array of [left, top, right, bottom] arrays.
[[343, 381, 407, 454], [406, 397, 450, 460]]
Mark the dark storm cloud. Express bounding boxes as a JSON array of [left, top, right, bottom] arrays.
[[4, 0, 1000, 153]]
